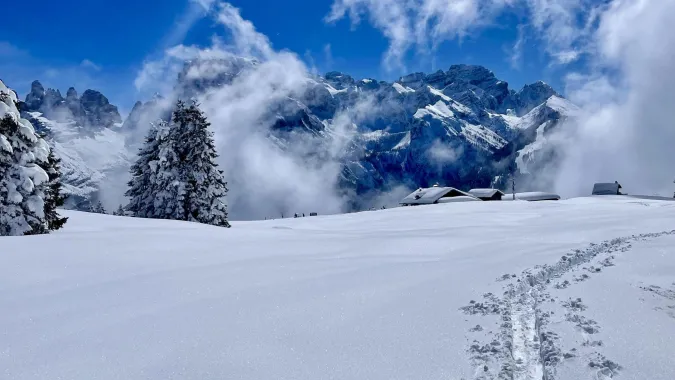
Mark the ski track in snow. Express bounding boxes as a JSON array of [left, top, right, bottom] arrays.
[[463, 230, 675, 380]]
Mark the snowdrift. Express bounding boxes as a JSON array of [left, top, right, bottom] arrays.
[[1, 197, 675, 379]]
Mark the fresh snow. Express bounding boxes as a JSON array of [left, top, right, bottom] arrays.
[[516, 120, 552, 174], [27, 112, 132, 200], [498, 95, 577, 132], [1, 197, 675, 379], [392, 131, 411, 150], [392, 82, 415, 94], [360, 129, 390, 141], [461, 121, 508, 149], [413, 101, 455, 120], [324, 83, 347, 96], [427, 86, 452, 102], [546, 95, 579, 116]]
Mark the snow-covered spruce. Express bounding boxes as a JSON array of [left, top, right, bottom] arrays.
[[113, 204, 126, 216], [1, 79, 66, 236], [38, 149, 68, 230], [89, 201, 106, 214], [126, 100, 230, 228]]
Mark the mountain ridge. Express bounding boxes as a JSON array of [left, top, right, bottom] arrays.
[[5, 60, 574, 215]]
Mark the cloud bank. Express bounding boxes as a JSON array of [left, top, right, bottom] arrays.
[[133, 2, 364, 220], [552, 0, 675, 197]]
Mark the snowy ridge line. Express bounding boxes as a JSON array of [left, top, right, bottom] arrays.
[[464, 229, 675, 380]]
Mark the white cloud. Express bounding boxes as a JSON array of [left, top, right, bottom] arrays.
[[190, 0, 216, 11], [80, 59, 101, 71], [428, 139, 463, 163], [215, 3, 275, 59], [548, 0, 675, 197], [326, 0, 517, 70], [326, 0, 414, 70], [131, 2, 372, 219], [325, 0, 603, 69], [0, 41, 28, 58], [323, 43, 334, 69], [508, 24, 526, 69]]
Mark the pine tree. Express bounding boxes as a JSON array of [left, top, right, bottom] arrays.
[[125, 122, 164, 218], [169, 101, 230, 227], [0, 114, 50, 236], [39, 150, 68, 231], [89, 201, 106, 214], [113, 205, 125, 216], [124, 101, 230, 227]]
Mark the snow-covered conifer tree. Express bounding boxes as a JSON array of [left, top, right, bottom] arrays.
[[169, 101, 230, 227], [89, 201, 106, 214], [113, 205, 125, 216], [1, 80, 52, 236], [124, 101, 229, 227], [125, 122, 164, 218], [39, 150, 68, 231]]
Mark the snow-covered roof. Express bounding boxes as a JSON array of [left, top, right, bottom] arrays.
[[468, 188, 505, 198], [503, 192, 561, 201], [436, 196, 482, 203], [592, 183, 622, 195], [400, 186, 477, 205]]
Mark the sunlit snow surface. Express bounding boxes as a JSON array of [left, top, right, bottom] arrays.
[[1, 196, 674, 380]]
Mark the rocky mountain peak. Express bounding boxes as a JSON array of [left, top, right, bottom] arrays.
[[24, 80, 46, 110], [66, 87, 78, 100], [80, 89, 122, 128], [516, 81, 559, 115], [20, 82, 121, 130], [446, 64, 496, 85], [324, 71, 355, 90]]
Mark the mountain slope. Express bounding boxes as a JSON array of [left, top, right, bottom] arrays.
[[2, 197, 674, 379]]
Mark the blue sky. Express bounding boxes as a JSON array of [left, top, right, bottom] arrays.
[[0, 0, 580, 115]]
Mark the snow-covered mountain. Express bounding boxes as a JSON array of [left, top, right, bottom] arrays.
[[170, 58, 576, 208], [17, 81, 131, 210], [6, 61, 575, 212]]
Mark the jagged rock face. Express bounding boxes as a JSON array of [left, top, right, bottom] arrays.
[[21, 82, 121, 130], [24, 80, 45, 110], [66, 87, 78, 100], [516, 81, 558, 115], [79, 89, 122, 128]]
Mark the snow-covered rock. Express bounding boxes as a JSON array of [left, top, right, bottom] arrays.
[[20, 80, 122, 130]]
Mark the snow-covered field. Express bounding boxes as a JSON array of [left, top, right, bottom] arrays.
[[1, 196, 674, 380]]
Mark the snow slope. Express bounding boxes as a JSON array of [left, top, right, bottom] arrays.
[[25, 112, 132, 206], [1, 197, 674, 380]]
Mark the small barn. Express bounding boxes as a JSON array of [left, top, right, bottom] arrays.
[[592, 182, 623, 195], [468, 188, 505, 201], [400, 186, 480, 206]]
